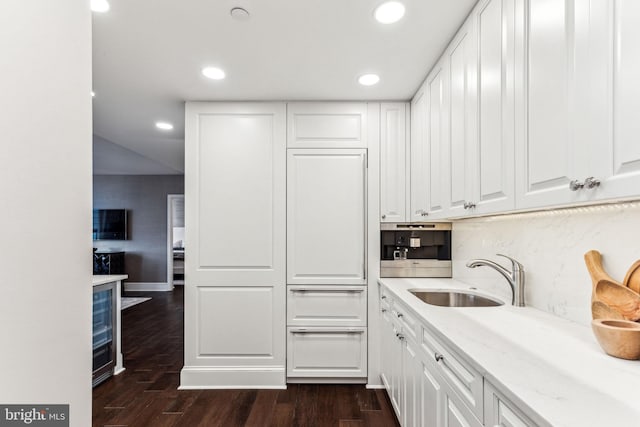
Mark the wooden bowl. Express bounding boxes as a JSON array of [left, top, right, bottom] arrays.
[[592, 319, 640, 360]]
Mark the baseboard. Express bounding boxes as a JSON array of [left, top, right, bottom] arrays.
[[124, 282, 173, 292], [288, 377, 367, 384], [366, 384, 386, 389], [179, 366, 286, 389]]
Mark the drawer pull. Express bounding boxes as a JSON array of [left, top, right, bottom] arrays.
[[435, 353, 444, 363], [396, 333, 405, 341], [396, 312, 404, 318], [381, 308, 387, 313], [381, 295, 387, 300]]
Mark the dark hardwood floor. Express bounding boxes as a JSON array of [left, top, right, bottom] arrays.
[[93, 287, 400, 427]]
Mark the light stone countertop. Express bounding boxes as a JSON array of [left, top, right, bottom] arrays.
[[378, 277, 640, 427], [92, 274, 128, 286]]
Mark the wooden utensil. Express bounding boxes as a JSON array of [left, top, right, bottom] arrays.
[[595, 279, 640, 321], [592, 319, 640, 360], [623, 260, 640, 294], [591, 301, 625, 321], [584, 250, 621, 296]]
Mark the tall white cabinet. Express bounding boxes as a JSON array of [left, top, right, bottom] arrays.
[[181, 102, 287, 388], [286, 103, 369, 382], [380, 103, 410, 223]]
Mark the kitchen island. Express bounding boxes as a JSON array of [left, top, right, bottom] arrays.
[[379, 277, 640, 427], [93, 274, 127, 376]]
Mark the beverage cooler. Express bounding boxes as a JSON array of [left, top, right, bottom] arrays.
[[93, 282, 116, 387]]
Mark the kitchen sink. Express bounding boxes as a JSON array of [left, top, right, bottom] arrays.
[[409, 290, 504, 307]]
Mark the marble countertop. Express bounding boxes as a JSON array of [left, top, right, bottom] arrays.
[[379, 277, 640, 427], [92, 274, 128, 286]]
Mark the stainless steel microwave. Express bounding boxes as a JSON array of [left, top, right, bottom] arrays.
[[380, 223, 452, 278]]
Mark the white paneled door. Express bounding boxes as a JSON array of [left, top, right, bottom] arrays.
[[182, 102, 286, 388], [287, 149, 367, 285]]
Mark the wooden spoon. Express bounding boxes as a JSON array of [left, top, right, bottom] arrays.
[[591, 301, 625, 321], [623, 260, 640, 294], [595, 279, 640, 321], [584, 250, 622, 296]]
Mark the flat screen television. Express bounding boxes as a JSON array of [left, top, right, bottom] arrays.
[[93, 209, 128, 240]]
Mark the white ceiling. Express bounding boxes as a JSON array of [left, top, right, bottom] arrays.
[[92, 0, 477, 174]]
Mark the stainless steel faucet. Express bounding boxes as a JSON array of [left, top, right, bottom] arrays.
[[465, 254, 525, 307]]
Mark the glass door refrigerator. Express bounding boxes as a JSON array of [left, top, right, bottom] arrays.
[[92, 282, 116, 387]]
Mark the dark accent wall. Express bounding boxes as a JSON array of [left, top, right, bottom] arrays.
[[93, 175, 184, 282]]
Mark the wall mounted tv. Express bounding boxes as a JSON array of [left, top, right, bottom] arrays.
[[93, 209, 128, 240]]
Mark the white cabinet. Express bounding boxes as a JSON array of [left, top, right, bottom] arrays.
[[287, 102, 368, 149], [287, 148, 367, 285], [410, 83, 431, 222], [286, 327, 367, 379], [446, 16, 478, 218], [287, 286, 367, 327], [515, 0, 640, 208], [472, 0, 516, 215], [425, 59, 450, 219], [380, 102, 410, 223], [420, 359, 444, 427], [485, 381, 538, 427], [182, 102, 286, 388]]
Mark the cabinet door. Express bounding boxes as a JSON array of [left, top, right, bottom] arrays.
[[380, 103, 409, 223], [446, 16, 478, 218], [287, 102, 368, 149], [426, 60, 450, 219], [379, 306, 394, 391], [593, 0, 640, 200], [420, 360, 444, 427], [485, 381, 538, 427], [287, 149, 366, 285], [287, 286, 367, 327], [402, 337, 421, 427], [443, 387, 483, 427], [183, 102, 286, 388], [410, 83, 430, 221], [474, 0, 516, 214]]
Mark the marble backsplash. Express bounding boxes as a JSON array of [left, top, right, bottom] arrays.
[[452, 201, 640, 326]]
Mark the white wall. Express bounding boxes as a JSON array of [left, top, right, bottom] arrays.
[[0, 1, 92, 425], [452, 202, 640, 326]]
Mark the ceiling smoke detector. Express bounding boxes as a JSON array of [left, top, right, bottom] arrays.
[[230, 7, 250, 21]]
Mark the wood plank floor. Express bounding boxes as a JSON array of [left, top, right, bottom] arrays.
[[93, 287, 400, 427]]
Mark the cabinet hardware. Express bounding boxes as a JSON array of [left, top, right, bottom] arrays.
[[569, 179, 584, 191], [381, 308, 387, 313], [464, 202, 477, 209], [396, 333, 405, 341], [396, 312, 403, 318], [435, 353, 444, 362], [381, 295, 387, 300], [584, 176, 601, 189], [381, 214, 386, 219]]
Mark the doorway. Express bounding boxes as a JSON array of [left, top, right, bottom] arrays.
[[167, 194, 185, 288]]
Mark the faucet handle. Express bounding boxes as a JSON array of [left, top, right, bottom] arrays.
[[496, 254, 524, 271]]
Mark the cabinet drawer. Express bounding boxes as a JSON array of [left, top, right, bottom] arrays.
[[421, 325, 483, 421], [287, 286, 366, 327], [287, 327, 367, 378], [391, 300, 418, 341]]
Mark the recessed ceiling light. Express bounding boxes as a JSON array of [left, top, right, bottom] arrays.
[[230, 7, 250, 21], [374, 1, 405, 24], [202, 67, 226, 80], [358, 74, 380, 86], [155, 121, 174, 131], [91, 0, 110, 13]]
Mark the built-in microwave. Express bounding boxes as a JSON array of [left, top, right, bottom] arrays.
[[380, 223, 452, 278]]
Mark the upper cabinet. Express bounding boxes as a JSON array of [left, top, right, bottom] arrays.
[[287, 102, 368, 149], [410, 83, 430, 222], [516, 0, 640, 208], [380, 103, 410, 223]]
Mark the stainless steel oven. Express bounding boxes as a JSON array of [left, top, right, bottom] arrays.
[[380, 223, 452, 277]]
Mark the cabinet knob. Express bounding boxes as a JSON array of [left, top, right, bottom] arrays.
[[396, 333, 405, 341], [569, 180, 584, 191], [381, 295, 387, 300], [434, 353, 444, 362], [584, 177, 601, 189], [396, 312, 403, 318], [381, 214, 386, 219], [381, 308, 387, 313]]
